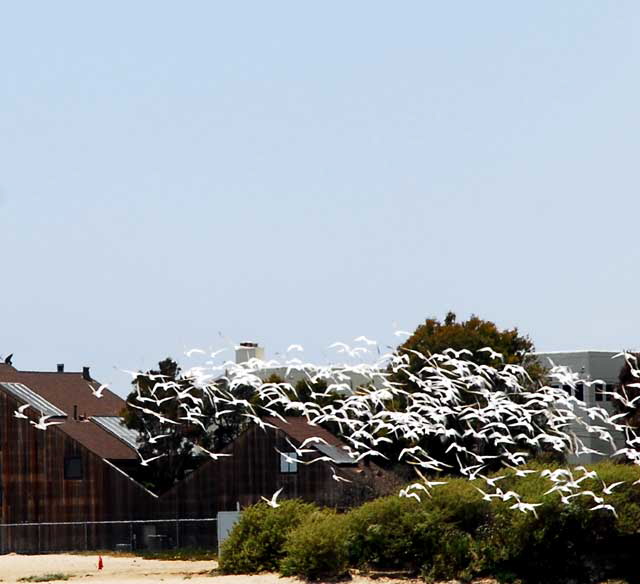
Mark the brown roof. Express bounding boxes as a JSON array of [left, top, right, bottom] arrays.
[[0, 364, 137, 460], [263, 416, 346, 448]]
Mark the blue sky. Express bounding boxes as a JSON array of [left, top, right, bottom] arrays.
[[1, 3, 639, 393]]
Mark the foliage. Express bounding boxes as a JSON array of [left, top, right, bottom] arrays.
[[121, 357, 219, 493], [384, 312, 550, 475], [220, 462, 640, 583], [398, 311, 541, 376], [218, 500, 317, 574], [280, 510, 350, 580]]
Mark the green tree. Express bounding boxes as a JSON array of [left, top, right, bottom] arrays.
[[385, 312, 550, 477], [121, 357, 220, 493], [396, 311, 543, 384]]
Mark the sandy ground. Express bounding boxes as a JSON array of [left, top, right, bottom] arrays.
[[0, 553, 428, 584]]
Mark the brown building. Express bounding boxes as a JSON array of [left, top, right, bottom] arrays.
[[0, 361, 156, 552], [162, 416, 398, 519], [0, 360, 397, 552]]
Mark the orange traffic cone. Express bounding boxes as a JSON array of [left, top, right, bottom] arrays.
[[98, 555, 104, 570]]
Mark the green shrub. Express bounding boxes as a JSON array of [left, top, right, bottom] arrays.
[[345, 495, 424, 570], [343, 486, 479, 578], [218, 499, 317, 574], [280, 509, 350, 581]]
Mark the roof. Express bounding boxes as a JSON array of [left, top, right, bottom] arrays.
[[0, 363, 137, 460], [263, 416, 357, 464], [0, 382, 67, 417], [91, 416, 140, 450]]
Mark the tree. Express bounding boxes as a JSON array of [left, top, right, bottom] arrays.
[[384, 312, 550, 477], [121, 357, 221, 493], [396, 311, 544, 384]]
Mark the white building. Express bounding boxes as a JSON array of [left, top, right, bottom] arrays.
[[534, 350, 626, 463]]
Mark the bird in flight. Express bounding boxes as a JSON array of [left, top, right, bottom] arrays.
[[13, 403, 30, 419], [30, 414, 64, 431], [137, 451, 167, 466], [90, 383, 109, 399], [261, 487, 283, 508]]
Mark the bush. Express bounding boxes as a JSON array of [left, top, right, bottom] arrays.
[[220, 461, 640, 583], [344, 485, 479, 579], [280, 510, 350, 580], [218, 499, 317, 574], [345, 495, 424, 570]]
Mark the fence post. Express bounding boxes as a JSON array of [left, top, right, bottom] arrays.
[[175, 519, 179, 549], [84, 523, 88, 551], [37, 524, 41, 553], [129, 522, 133, 550]]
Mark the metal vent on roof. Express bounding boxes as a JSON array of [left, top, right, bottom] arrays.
[[91, 416, 140, 450], [313, 443, 357, 465], [0, 382, 67, 417]]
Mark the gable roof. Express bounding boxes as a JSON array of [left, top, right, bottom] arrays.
[[263, 416, 357, 464], [0, 363, 137, 461]]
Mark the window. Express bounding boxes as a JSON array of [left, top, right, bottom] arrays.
[[280, 452, 298, 473], [595, 383, 604, 402], [575, 383, 584, 401], [605, 384, 616, 402], [64, 456, 83, 480]]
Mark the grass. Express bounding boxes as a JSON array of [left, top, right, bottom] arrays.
[[18, 574, 72, 583], [69, 547, 216, 561]]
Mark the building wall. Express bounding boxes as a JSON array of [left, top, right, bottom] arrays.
[[535, 351, 626, 463], [0, 390, 156, 551], [160, 424, 388, 518]]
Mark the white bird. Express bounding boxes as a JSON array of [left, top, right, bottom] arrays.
[[30, 414, 64, 431], [354, 336, 377, 346], [287, 344, 304, 352], [602, 480, 625, 495], [195, 445, 233, 460], [394, 330, 412, 338], [590, 503, 618, 518], [477, 347, 504, 361], [185, 348, 206, 357], [137, 451, 167, 466], [261, 487, 284, 508], [510, 502, 541, 517], [330, 466, 352, 483], [13, 403, 30, 419], [148, 432, 171, 444], [90, 383, 109, 398]]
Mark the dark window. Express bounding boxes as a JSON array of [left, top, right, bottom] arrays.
[[575, 383, 584, 401], [64, 456, 83, 480], [595, 383, 604, 402], [562, 384, 571, 395], [605, 384, 616, 402]]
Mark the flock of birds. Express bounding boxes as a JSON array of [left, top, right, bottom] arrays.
[[14, 337, 640, 516]]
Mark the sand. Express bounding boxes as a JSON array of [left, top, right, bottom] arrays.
[[0, 553, 428, 584]]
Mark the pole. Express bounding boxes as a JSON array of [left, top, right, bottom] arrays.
[[84, 523, 88, 551]]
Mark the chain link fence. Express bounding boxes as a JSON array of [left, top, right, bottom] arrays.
[[0, 518, 218, 554]]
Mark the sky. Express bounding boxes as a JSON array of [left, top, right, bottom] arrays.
[[1, 3, 639, 394]]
